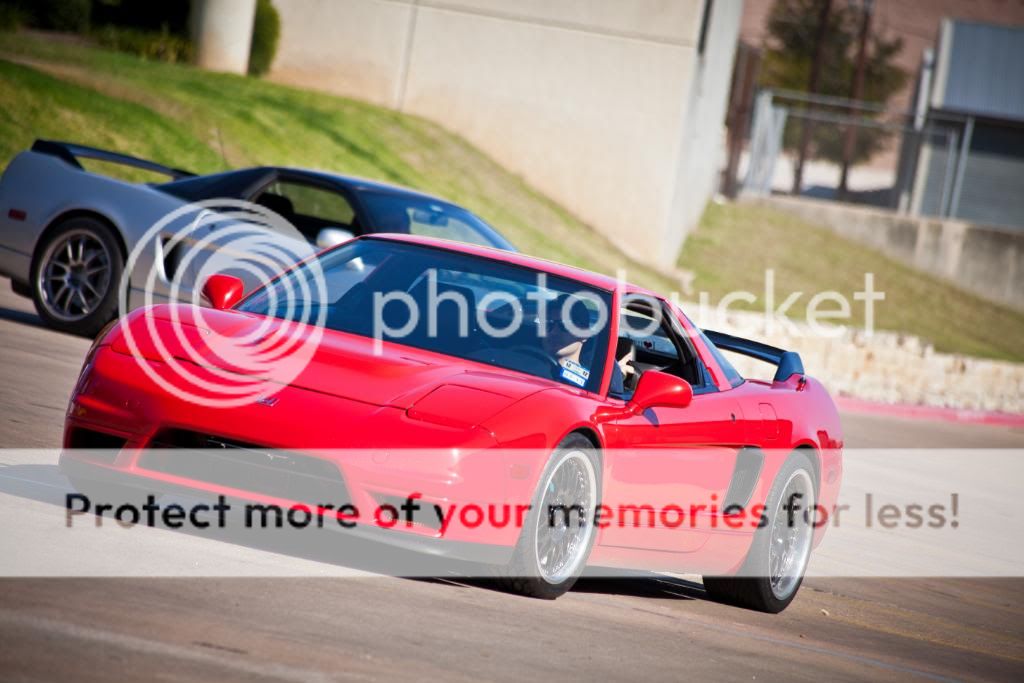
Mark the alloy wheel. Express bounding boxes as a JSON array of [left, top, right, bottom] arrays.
[[37, 229, 113, 322], [534, 450, 597, 584], [768, 469, 815, 600]]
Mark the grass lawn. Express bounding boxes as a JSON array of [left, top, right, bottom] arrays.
[[1, 31, 1021, 361], [0, 31, 677, 294], [681, 202, 1024, 361]]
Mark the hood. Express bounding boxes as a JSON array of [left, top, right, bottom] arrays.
[[110, 305, 552, 426]]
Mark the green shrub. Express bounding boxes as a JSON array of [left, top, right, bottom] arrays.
[[248, 0, 280, 76], [31, 0, 90, 32], [90, 0, 190, 35], [92, 24, 193, 63]]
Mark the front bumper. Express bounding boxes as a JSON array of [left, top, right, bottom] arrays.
[[62, 346, 540, 557], [59, 452, 514, 565]]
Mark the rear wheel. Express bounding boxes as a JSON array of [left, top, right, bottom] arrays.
[[496, 433, 600, 599], [703, 451, 817, 613], [31, 216, 123, 337]]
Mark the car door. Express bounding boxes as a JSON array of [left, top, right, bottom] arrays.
[[599, 298, 746, 553]]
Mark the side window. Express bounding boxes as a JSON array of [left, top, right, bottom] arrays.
[[621, 309, 679, 360], [255, 180, 357, 241], [612, 300, 707, 397], [697, 329, 745, 387]]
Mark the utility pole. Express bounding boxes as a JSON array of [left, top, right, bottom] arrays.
[[838, 0, 874, 200], [792, 0, 833, 195]]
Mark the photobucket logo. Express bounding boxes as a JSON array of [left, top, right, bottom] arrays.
[[686, 269, 886, 338], [117, 200, 327, 409]]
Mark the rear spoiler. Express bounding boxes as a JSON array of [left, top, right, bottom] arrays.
[[704, 330, 805, 383], [31, 139, 195, 180]]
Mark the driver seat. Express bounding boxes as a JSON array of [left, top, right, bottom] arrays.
[[256, 192, 295, 223]]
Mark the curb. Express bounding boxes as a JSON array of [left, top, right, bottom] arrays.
[[836, 396, 1024, 428]]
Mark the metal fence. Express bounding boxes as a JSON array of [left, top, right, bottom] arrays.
[[737, 89, 981, 220]]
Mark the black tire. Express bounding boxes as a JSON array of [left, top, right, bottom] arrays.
[[703, 451, 817, 613], [31, 216, 123, 337], [495, 433, 601, 599]]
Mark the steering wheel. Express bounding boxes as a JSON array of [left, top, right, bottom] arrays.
[[506, 345, 562, 380]]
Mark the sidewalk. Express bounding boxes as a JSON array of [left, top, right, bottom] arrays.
[[836, 396, 1024, 428]]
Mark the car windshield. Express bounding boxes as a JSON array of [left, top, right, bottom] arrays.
[[238, 240, 611, 391], [360, 191, 515, 251]]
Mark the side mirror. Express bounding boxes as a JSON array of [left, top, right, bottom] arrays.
[[201, 274, 245, 310], [316, 227, 355, 249], [628, 370, 693, 414]]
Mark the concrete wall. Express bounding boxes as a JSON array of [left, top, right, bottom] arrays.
[[663, 0, 743, 259], [752, 195, 1024, 312], [268, 0, 742, 268]]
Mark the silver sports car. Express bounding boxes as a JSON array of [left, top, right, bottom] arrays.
[[0, 140, 514, 336]]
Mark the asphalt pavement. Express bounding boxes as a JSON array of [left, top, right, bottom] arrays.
[[0, 279, 1021, 682]]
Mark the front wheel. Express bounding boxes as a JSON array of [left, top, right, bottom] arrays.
[[31, 216, 123, 337], [495, 433, 600, 599], [703, 451, 817, 613]]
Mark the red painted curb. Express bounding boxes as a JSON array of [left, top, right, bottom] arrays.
[[836, 396, 1024, 428]]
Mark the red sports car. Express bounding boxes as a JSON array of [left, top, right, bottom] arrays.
[[61, 234, 842, 612]]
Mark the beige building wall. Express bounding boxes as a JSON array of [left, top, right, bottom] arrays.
[[270, 0, 743, 268], [663, 0, 743, 258]]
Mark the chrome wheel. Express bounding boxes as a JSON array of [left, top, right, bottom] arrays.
[[767, 469, 815, 600], [36, 229, 112, 322], [534, 450, 597, 584]]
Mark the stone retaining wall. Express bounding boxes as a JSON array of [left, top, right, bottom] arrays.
[[689, 308, 1024, 414]]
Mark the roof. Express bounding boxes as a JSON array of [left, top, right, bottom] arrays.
[[289, 168, 449, 203], [932, 19, 1024, 122], [362, 233, 639, 293]]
